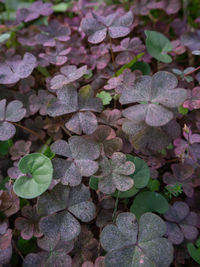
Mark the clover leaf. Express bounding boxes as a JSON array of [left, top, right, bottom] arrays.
[[37, 183, 96, 243], [130, 191, 169, 219], [100, 212, 174, 267], [0, 53, 37, 85], [145, 30, 173, 63], [0, 99, 26, 141], [120, 71, 187, 127], [81, 11, 133, 44], [13, 153, 53, 199], [93, 152, 135, 194], [65, 86, 103, 135], [51, 136, 100, 186], [50, 65, 87, 90], [113, 154, 150, 198], [164, 201, 200, 245]]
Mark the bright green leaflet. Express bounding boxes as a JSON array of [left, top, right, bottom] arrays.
[[130, 191, 169, 219], [13, 153, 53, 199], [187, 239, 200, 264], [96, 91, 112, 105], [145, 30, 173, 63]]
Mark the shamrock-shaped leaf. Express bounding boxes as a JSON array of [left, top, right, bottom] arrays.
[[120, 71, 187, 127], [37, 20, 71, 47], [87, 125, 122, 157], [51, 136, 100, 186], [39, 45, 71, 66], [145, 30, 173, 63], [47, 85, 78, 117], [15, 205, 42, 240], [0, 186, 20, 217], [72, 226, 98, 266], [100, 212, 173, 267], [13, 153, 53, 199], [23, 239, 73, 267], [130, 191, 169, 219], [93, 152, 135, 194], [0, 53, 37, 85], [0, 99, 26, 141], [113, 154, 150, 198], [81, 11, 133, 44], [123, 119, 181, 151], [16, 1, 53, 23], [10, 140, 31, 161], [29, 90, 54, 115], [164, 201, 200, 244], [65, 86, 103, 135], [50, 65, 87, 90], [37, 183, 96, 242], [115, 37, 145, 65], [183, 87, 200, 110]]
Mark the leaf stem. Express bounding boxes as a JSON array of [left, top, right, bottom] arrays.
[[61, 125, 72, 137], [184, 66, 200, 76], [109, 36, 116, 71], [112, 190, 120, 222], [11, 122, 45, 143]]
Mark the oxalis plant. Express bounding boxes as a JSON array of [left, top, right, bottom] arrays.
[[0, 0, 200, 266]]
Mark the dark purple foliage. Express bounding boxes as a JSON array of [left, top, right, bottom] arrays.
[[164, 201, 200, 244], [16, 1, 53, 23]]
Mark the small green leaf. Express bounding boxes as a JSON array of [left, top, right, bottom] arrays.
[[145, 30, 172, 63], [0, 33, 11, 43], [96, 91, 112, 105], [130, 191, 169, 219], [187, 243, 200, 264], [147, 178, 160, 192], [131, 61, 151, 75], [13, 153, 53, 199], [17, 237, 37, 254], [36, 66, 49, 77], [0, 139, 13, 156], [53, 3, 69, 12], [89, 176, 99, 191]]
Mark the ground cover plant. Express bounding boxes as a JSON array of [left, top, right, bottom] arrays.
[[0, 0, 200, 266]]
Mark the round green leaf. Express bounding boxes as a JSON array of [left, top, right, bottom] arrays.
[[131, 61, 151, 75], [130, 191, 169, 219], [145, 30, 173, 63], [127, 155, 150, 188], [13, 153, 53, 199], [187, 243, 200, 264]]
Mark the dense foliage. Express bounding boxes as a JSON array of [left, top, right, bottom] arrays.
[[0, 0, 200, 266]]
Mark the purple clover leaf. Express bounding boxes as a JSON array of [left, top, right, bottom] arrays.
[[51, 136, 100, 186], [50, 65, 88, 90], [16, 1, 53, 23], [15, 205, 42, 240], [29, 90, 54, 116], [164, 201, 200, 244], [0, 53, 37, 85], [100, 212, 173, 267], [37, 183, 96, 242], [37, 20, 71, 47], [0, 99, 26, 141], [93, 152, 135, 194], [81, 11, 133, 44], [120, 71, 187, 127]]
